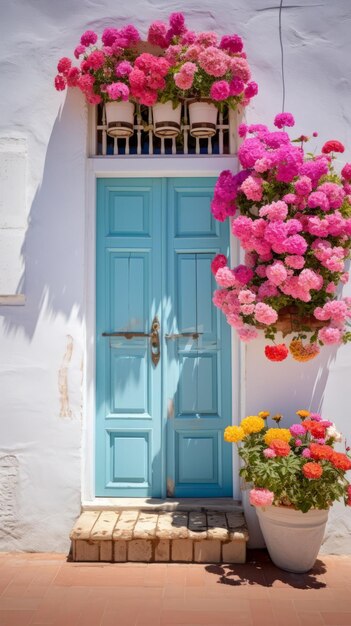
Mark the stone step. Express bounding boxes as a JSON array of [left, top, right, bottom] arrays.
[[70, 508, 248, 564], [81, 498, 242, 512]]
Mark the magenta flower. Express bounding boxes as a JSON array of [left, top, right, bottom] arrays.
[[274, 112, 295, 128], [80, 30, 98, 46]]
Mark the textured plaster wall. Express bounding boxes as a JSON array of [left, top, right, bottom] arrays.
[[0, 0, 350, 553]]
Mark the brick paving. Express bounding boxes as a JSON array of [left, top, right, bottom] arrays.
[[0, 550, 350, 625]]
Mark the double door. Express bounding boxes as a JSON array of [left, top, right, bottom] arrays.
[[95, 177, 232, 497]]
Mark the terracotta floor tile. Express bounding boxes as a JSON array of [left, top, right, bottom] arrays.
[[297, 612, 325, 626], [249, 598, 279, 626], [320, 613, 351, 625], [0, 610, 35, 626]]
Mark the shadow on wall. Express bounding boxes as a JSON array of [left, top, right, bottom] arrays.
[[245, 337, 338, 421], [1, 88, 87, 339]]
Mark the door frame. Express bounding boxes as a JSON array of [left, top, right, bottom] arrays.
[[82, 156, 245, 506]]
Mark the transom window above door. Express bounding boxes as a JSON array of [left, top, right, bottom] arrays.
[[89, 103, 241, 157]]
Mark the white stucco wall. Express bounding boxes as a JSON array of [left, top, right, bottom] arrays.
[[0, 0, 350, 553]]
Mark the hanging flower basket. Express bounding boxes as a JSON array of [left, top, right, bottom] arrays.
[[152, 101, 181, 138], [257, 306, 329, 337], [188, 99, 218, 138], [105, 101, 135, 138]]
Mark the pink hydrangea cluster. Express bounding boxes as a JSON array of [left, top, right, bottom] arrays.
[[55, 13, 256, 112], [54, 25, 141, 104], [211, 115, 351, 356], [129, 53, 170, 105]]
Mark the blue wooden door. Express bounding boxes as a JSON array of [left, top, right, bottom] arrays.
[[96, 177, 232, 497]]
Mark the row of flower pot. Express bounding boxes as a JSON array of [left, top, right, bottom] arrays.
[[105, 99, 218, 139]]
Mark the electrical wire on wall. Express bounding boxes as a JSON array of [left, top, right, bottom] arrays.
[[278, 0, 286, 113]]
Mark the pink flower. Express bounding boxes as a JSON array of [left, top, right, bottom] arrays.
[[259, 200, 288, 222], [234, 265, 254, 285], [238, 289, 256, 304], [318, 327, 342, 345], [341, 163, 351, 181], [85, 50, 105, 70], [230, 57, 251, 82], [290, 424, 306, 437], [285, 255, 305, 269], [298, 269, 323, 291], [274, 112, 295, 128], [211, 254, 227, 275], [263, 448, 276, 458], [198, 46, 230, 77], [229, 77, 245, 96], [106, 82, 129, 101], [238, 123, 248, 138], [308, 191, 330, 212], [295, 439, 303, 446], [80, 30, 98, 46], [115, 61, 133, 77], [148, 21, 168, 48], [74, 44, 86, 59], [244, 81, 258, 98], [302, 448, 311, 459], [237, 325, 258, 341], [196, 31, 218, 47], [220, 34, 243, 53], [241, 175, 263, 201], [215, 267, 237, 287], [102, 28, 119, 47], [54, 75, 66, 91], [249, 488, 274, 507], [295, 176, 312, 196], [238, 138, 266, 168], [57, 57, 72, 75], [241, 304, 255, 315], [174, 62, 197, 90], [66, 67, 80, 87], [283, 235, 308, 255], [210, 80, 230, 101], [266, 261, 287, 286], [318, 182, 345, 210], [254, 303, 278, 325], [169, 12, 185, 35]]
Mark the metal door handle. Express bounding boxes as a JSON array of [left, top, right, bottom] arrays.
[[103, 316, 161, 367], [165, 332, 203, 340], [150, 317, 160, 367]]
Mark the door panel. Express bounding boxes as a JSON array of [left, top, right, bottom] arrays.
[[96, 179, 163, 496], [96, 177, 232, 498], [165, 178, 232, 497]]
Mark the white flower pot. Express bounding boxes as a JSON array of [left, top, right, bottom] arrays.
[[188, 99, 218, 138], [152, 102, 181, 137], [256, 505, 328, 573], [105, 101, 135, 138]]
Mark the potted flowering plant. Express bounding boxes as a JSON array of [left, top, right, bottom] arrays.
[[224, 410, 351, 572], [55, 26, 141, 137], [211, 114, 351, 361], [146, 13, 257, 138]]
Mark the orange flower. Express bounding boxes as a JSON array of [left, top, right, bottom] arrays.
[[296, 410, 310, 419], [269, 439, 291, 457], [302, 420, 326, 440], [302, 462, 323, 480], [289, 339, 320, 362], [329, 452, 351, 471], [309, 443, 334, 461]]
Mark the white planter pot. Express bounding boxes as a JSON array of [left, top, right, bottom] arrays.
[[256, 505, 328, 573], [188, 99, 218, 138], [152, 102, 181, 137], [105, 101, 135, 138]]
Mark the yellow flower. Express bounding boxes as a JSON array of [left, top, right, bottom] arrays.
[[296, 409, 311, 419], [264, 428, 291, 446], [240, 415, 265, 434], [224, 426, 245, 443], [258, 411, 270, 419]]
